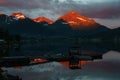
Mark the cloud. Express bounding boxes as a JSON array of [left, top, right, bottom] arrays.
[[0, 0, 120, 19]]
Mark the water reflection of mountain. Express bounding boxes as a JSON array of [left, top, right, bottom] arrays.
[[1, 36, 120, 69], [1, 40, 120, 71]]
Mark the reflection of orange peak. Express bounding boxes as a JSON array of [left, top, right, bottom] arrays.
[[11, 12, 25, 19], [58, 11, 97, 29], [33, 16, 53, 24], [59, 61, 90, 68]]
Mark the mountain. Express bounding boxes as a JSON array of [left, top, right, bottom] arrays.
[[0, 13, 26, 25], [0, 11, 111, 37], [10, 12, 26, 19], [110, 27, 120, 38], [0, 13, 44, 35], [49, 19, 74, 36], [0, 14, 8, 23], [33, 16, 53, 24], [6, 17, 44, 35], [58, 11, 98, 29]]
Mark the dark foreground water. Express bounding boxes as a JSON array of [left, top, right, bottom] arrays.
[[3, 51, 120, 80], [1, 38, 120, 80]]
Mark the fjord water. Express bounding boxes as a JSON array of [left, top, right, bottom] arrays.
[[2, 38, 120, 80], [8, 37, 120, 57], [4, 51, 120, 80]]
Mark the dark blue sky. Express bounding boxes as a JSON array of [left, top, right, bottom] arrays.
[[0, 0, 120, 28]]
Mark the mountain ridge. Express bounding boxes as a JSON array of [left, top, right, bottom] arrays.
[[33, 16, 53, 24], [58, 11, 98, 29], [0, 11, 107, 29], [10, 12, 26, 19], [0, 11, 114, 37]]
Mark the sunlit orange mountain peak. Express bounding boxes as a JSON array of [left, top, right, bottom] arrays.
[[11, 12, 26, 19], [33, 16, 53, 24], [58, 11, 97, 29]]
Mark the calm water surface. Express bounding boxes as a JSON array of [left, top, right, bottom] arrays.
[[3, 51, 120, 80]]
